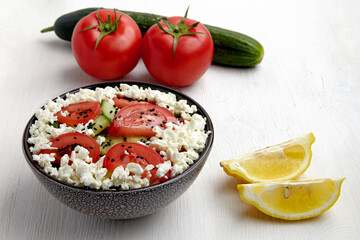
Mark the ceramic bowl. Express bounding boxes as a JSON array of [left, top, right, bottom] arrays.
[[22, 81, 214, 220]]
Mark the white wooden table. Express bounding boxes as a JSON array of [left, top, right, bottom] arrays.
[[1, 0, 359, 239]]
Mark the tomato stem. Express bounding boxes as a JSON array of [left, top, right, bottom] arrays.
[[80, 9, 126, 50], [152, 6, 208, 56]]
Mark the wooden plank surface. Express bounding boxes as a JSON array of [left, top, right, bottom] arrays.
[[1, 0, 359, 239]]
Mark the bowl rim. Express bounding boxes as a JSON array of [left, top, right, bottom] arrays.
[[22, 81, 214, 194]]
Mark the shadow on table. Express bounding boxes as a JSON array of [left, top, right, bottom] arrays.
[[4, 171, 324, 239], [38, 38, 72, 53], [1, 172, 176, 239], [59, 59, 160, 87]]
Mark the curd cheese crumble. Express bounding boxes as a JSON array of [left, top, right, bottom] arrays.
[[28, 84, 209, 190]]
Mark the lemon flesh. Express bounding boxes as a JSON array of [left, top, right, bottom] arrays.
[[220, 133, 315, 182], [238, 178, 345, 220]]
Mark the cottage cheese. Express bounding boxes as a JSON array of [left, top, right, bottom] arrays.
[[28, 84, 210, 190]]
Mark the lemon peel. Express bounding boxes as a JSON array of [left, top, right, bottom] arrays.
[[237, 178, 345, 220], [220, 133, 315, 182]]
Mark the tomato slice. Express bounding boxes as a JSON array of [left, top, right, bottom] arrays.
[[103, 142, 171, 183], [112, 95, 152, 108], [55, 101, 102, 125], [108, 103, 178, 137], [39, 132, 101, 164]]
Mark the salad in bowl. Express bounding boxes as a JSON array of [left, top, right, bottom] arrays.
[[23, 82, 213, 219]]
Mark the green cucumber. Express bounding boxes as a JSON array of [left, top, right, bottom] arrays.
[[88, 99, 118, 135], [41, 8, 263, 67], [100, 98, 118, 121], [48, 121, 59, 128], [125, 136, 150, 144], [99, 134, 125, 155], [89, 114, 111, 135]]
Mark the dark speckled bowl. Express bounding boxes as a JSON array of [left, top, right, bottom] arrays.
[[22, 81, 214, 220]]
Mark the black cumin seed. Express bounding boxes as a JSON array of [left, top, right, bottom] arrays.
[[141, 112, 144, 114], [107, 156, 110, 160], [128, 146, 132, 148], [89, 146, 93, 149], [77, 117, 80, 119], [56, 139, 60, 141], [150, 108, 155, 112], [111, 159, 115, 162], [89, 109, 92, 112], [73, 137, 77, 140], [148, 119, 152, 122], [94, 127, 97, 130], [110, 110, 113, 113], [139, 116, 143, 119], [68, 114, 71, 117], [99, 125, 103, 129], [121, 144, 125, 147], [154, 113, 158, 116], [160, 124, 163, 127]]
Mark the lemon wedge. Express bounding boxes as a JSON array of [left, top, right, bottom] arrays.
[[220, 133, 315, 182], [237, 178, 345, 220]]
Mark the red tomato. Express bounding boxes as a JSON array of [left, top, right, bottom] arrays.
[[103, 142, 171, 183], [71, 10, 142, 80], [108, 103, 178, 137], [142, 16, 214, 87], [54, 101, 102, 125], [39, 132, 101, 164], [112, 95, 152, 109]]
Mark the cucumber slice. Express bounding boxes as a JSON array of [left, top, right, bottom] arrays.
[[48, 121, 59, 128], [89, 114, 111, 135], [99, 135, 125, 155], [125, 136, 150, 144], [101, 98, 118, 121]]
